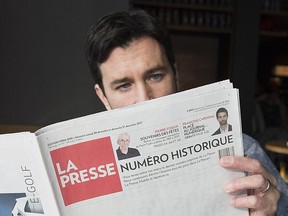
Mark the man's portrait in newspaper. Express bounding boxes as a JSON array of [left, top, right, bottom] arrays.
[[116, 133, 140, 160], [212, 107, 232, 136]]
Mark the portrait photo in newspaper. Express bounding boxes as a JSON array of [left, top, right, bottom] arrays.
[[115, 133, 141, 160], [212, 107, 233, 136]]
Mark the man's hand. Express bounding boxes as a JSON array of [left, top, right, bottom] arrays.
[[220, 156, 280, 216]]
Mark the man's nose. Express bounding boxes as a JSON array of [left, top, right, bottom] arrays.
[[135, 84, 152, 103]]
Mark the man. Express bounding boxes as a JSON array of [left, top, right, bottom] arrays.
[[212, 107, 232, 135], [116, 133, 140, 160], [85, 9, 287, 215]]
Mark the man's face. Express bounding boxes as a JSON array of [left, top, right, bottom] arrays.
[[217, 112, 228, 125], [95, 36, 178, 110], [117, 134, 130, 152]]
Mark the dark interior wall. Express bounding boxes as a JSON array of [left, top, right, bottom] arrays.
[[230, 0, 261, 135], [0, 0, 128, 127], [0, 0, 269, 136]]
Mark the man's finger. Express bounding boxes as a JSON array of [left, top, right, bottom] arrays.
[[220, 156, 265, 174], [224, 175, 270, 193]]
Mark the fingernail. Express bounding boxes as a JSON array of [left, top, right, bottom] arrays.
[[224, 183, 232, 192], [221, 156, 233, 165]]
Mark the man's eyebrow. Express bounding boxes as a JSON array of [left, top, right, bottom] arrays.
[[110, 77, 132, 86], [145, 66, 167, 74], [109, 77, 132, 88], [109, 65, 168, 87]]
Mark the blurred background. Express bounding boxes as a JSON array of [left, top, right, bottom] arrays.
[[1, 0, 288, 146]]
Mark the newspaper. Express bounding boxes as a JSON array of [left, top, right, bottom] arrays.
[[0, 133, 60, 215], [0, 80, 248, 216]]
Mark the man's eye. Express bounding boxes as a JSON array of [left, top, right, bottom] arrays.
[[116, 83, 131, 90], [149, 74, 163, 81]]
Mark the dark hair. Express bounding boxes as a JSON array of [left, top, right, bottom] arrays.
[[85, 9, 176, 91], [216, 107, 228, 117]]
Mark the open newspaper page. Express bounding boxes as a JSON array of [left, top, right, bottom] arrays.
[[0, 132, 60, 216], [36, 82, 248, 216], [35, 80, 233, 136]]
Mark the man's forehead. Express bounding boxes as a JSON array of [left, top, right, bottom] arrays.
[[105, 36, 159, 57], [99, 37, 167, 84], [218, 112, 227, 116]]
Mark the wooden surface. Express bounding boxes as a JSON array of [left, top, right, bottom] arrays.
[[265, 140, 288, 183], [0, 124, 41, 134], [265, 140, 288, 155]]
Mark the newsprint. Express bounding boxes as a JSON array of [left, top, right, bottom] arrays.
[[0, 80, 248, 216]]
